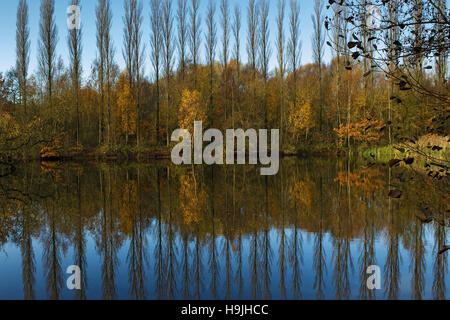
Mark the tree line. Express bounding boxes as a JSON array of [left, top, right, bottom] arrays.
[[0, 0, 448, 160]]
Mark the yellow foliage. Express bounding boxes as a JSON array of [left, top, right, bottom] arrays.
[[289, 179, 314, 210], [0, 111, 20, 141], [118, 180, 138, 235], [178, 89, 207, 132], [179, 174, 206, 225], [287, 91, 315, 136], [116, 73, 137, 136]]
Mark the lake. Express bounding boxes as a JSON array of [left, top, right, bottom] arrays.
[[0, 158, 448, 299]]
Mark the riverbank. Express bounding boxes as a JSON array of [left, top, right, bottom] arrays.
[[39, 146, 344, 163], [38, 145, 172, 163], [3, 135, 448, 166]]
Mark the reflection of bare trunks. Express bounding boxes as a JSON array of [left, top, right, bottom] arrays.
[[0, 159, 448, 299]]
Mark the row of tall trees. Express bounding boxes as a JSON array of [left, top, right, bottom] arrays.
[[0, 0, 448, 157]]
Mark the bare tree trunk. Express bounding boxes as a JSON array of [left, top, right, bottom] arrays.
[[312, 0, 325, 132], [247, 0, 258, 123], [150, 0, 162, 144], [206, 0, 217, 126], [123, 0, 135, 146], [177, 0, 188, 81], [232, 5, 241, 130], [259, 0, 270, 128], [96, 0, 114, 146], [289, 0, 300, 113], [123, 0, 144, 148], [132, 0, 144, 148], [387, 0, 399, 145], [38, 0, 58, 120], [189, 0, 201, 89], [162, 0, 173, 146], [333, 4, 342, 130], [104, 1, 114, 147], [16, 0, 30, 116], [68, 0, 82, 147], [277, 0, 286, 145], [221, 0, 229, 124]]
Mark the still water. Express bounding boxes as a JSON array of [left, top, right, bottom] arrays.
[[0, 158, 448, 300]]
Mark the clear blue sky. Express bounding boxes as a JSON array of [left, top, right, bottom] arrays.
[[0, 0, 330, 80]]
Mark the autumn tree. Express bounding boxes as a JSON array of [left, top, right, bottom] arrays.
[[326, 0, 448, 156], [16, 0, 30, 116], [247, 0, 258, 116], [178, 89, 206, 132], [189, 0, 202, 88], [287, 89, 315, 143], [68, 0, 83, 147], [177, 0, 188, 81], [311, 0, 325, 131], [95, 0, 115, 146], [334, 118, 385, 146], [116, 73, 136, 144], [205, 0, 217, 124], [276, 0, 286, 143], [123, 0, 134, 91], [132, 0, 144, 147], [259, 0, 271, 128], [288, 0, 301, 111], [231, 4, 241, 129], [122, 0, 136, 145], [220, 0, 230, 123], [150, 0, 162, 144], [326, 0, 449, 103], [162, 0, 174, 146], [38, 0, 58, 113]]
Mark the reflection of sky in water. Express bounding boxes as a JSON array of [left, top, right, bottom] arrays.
[[0, 224, 446, 299], [0, 160, 448, 300]]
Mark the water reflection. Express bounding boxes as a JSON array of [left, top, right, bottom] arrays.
[[0, 158, 448, 300]]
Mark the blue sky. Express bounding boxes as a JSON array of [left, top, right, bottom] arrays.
[[0, 0, 331, 80]]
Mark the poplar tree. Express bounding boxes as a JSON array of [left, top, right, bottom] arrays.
[[312, 0, 325, 131], [162, 0, 174, 146], [16, 0, 30, 115], [259, 0, 271, 128], [150, 0, 162, 144], [177, 0, 188, 81], [288, 0, 300, 110], [68, 0, 83, 145], [276, 0, 286, 140], [189, 0, 201, 88], [38, 0, 58, 113], [205, 0, 217, 123]]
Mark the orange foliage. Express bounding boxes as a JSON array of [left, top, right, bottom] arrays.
[[334, 117, 385, 145], [40, 132, 66, 158], [334, 167, 386, 192]]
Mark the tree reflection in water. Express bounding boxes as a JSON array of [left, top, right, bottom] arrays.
[[0, 158, 448, 299]]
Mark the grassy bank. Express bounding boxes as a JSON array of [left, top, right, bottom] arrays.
[[362, 143, 449, 163]]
